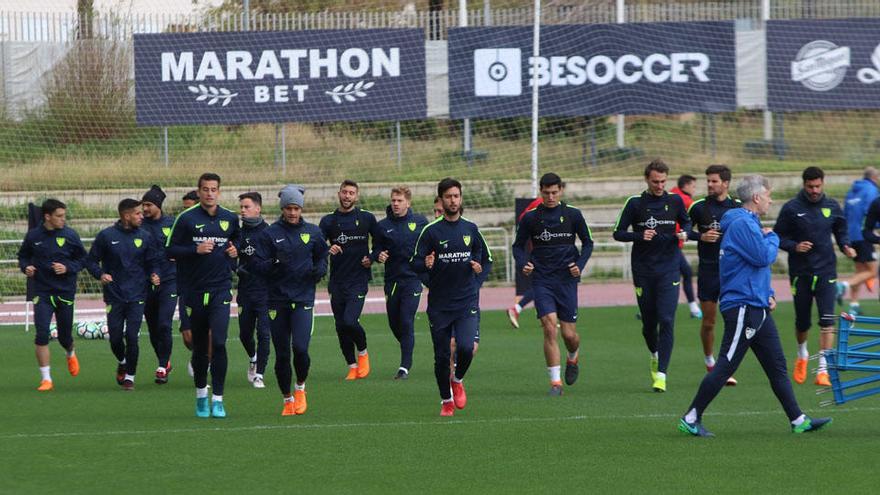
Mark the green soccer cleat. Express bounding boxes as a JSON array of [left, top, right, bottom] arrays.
[[652, 375, 666, 393], [195, 397, 210, 418], [679, 417, 714, 437], [792, 416, 832, 434], [650, 356, 659, 382]]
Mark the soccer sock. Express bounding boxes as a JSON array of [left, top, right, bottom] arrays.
[[685, 408, 698, 423], [452, 376, 463, 384], [196, 387, 208, 399], [66, 349, 75, 358], [548, 365, 561, 383], [797, 342, 809, 359], [124, 374, 135, 382], [818, 351, 827, 373], [656, 372, 667, 380], [791, 414, 807, 426], [39, 366, 51, 381], [358, 349, 368, 356], [567, 349, 579, 363], [294, 382, 306, 391], [704, 355, 715, 367], [212, 394, 223, 402], [651, 352, 659, 360], [157, 366, 166, 373], [284, 395, 294, 403], [514, 303, 523, 313], [441, 398, 453, 404], [348, 363, 358, 369], [688, 301, 700, 313], [120, 358, 127, 365], [399, 367, 408, 373], [255, 373, 263, 380], [249, 354, 257, 363]]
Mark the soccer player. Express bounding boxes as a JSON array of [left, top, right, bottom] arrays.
[[508, 197, 543, 329], [253, 185, 328, 416], [513, 173, 593, 395], [774, 166, 854, 387], [319, 180, 380, 380], [432, 196, 443, 219], [837, 167, 880, 315], [141, 185, 177, 384], [679, 175, 832, 437], [237, 192, 270, 388], [411, 178, 487, 416], [373, 186, 429, 379], [687, 165, 740, 386], [178, 190, 198, 353], [671, 175, 702, 319], [613, 159, 690, 392], [166, 173, 239, 418], [17, 199, 86, 391], [87, 199, 160, 390]]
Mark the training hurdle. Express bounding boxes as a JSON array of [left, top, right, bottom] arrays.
[[821, 313, 880, 406]]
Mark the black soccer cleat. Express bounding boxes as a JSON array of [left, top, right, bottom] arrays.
[[564, 360, 579, 386]]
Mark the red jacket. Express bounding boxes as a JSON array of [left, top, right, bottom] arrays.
[[670, 187, 694, 248]]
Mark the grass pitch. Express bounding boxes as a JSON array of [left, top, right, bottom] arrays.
[[1, 302, 878, 493]]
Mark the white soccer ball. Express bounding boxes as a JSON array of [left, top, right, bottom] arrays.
[[76, 321, 103, 340], [48, 322, 58, 340]]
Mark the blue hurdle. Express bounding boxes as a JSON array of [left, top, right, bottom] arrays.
[[822, 313, 880, 405]]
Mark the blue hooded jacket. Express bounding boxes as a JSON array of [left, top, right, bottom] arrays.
[[17, 225, 87, 298], [252, 217, 328, 304], [844, 178, 879, 242], [372, 206, 429, 286], [718, 208, 778, 312], [86, 221, 160, 304]]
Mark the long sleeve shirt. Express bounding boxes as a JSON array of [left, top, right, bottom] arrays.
[[687, 195, 741, 269], [613, 191, 690, 277], [236, 219, 269, 299], [773, 190, 848, 277], [166, 204, 240, 293], [513, 202, 592, 284], [17, 224, 87, 298], [86, 222, 159, 304], [252, 218, 328, 304], [141, 214, 176, 284], [410, 216, 484, 311], [373, 206, 429, 286], [318, 207, 380, 292]]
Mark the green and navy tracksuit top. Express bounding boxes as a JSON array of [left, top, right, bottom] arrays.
[[773, 190, 848, 278], [686, 195, 741, 269], [236, 219, 269, 300], [613, 190, 691, 276], [410, 216, 487, 309], [512, 202, 593, 284], [86, 221, 160, 304], [141, 214, 176, 284], [165, 204, 240, 293], [318, 207, 379, 293], [17, 225, 87, 298], [253, 218, 328, 304], [373, 206, 430, 287]]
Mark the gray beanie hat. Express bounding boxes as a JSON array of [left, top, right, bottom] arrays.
[[279, 184, 306, 208]]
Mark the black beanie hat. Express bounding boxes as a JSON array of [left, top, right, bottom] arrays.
[[142, 185, 166, 209]]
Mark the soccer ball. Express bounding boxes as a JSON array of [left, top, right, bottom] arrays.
[[76, 320, 107, 340], [48, 322, 58, 340]]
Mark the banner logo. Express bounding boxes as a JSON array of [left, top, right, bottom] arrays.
[[857, 43, 880, 84], [791, 40, 850, 91], [474, 48, 522, 96]]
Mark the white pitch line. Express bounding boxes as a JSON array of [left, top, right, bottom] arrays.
[[3, 406, 879, 440]]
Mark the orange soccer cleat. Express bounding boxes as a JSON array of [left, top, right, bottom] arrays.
[[793, 358, 808, 384], [451, 380, 467, 410], [67, 355, 80, 377], [345, 367, 359, 381], [440, 400, 455, 417], [37, 379, 54, 392], [293, 389, 307, 415], [356, 352, 370, 379], [281, 398, 296, 416], [815, 371, 831, 387]]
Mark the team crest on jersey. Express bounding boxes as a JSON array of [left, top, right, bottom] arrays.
[[162, 227, 171, 237], [560, 216, 564, 223], [269, 309, 277, 320], [408, 222, 417, 232], [821, 208, 831, 218], [56, 237, 65, 247], [220, 220, 230, 232], [134, 238, 143, 248], [463, 235, 471, 246], [300, 233, 311, 244], [635, 287, 643, 297]]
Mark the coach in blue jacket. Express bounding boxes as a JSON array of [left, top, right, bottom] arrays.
[[87, 199, 161, 390], [679, 175, 831, 437]]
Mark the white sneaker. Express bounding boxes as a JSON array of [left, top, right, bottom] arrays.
[[247, 361, 257, 382], [252, 375, 265, 389], [187, 361, 194, 377]]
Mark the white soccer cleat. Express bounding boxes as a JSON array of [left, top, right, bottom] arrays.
[[252, 375, 265, 389], [247, 362, 257, 383]]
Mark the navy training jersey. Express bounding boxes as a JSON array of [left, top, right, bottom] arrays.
[[773, 189, 848, 277], [318, 207, 379, 292], [141, 214, 176, 283], [613, 191, 690, 276], [17, 225, 87, 298], [513, 202, 593, 284], [373, 206, 429, 285], [86, 222, 159, 304], [236, 219, 269, 298], [410, 216, 485, 310], [252, 218, 328, 303], [166, 204, 240, 293], [687, 195, 741, 269]]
